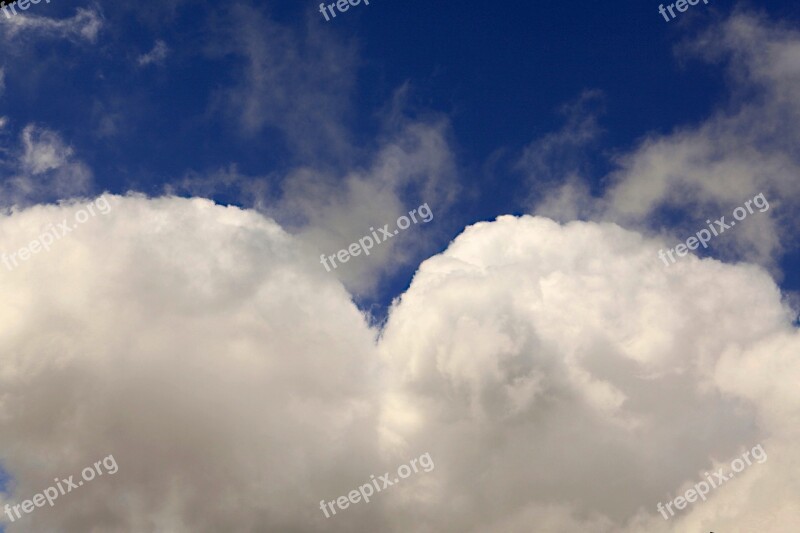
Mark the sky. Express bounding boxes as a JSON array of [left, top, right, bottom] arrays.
[[0, 0, 799, 531]]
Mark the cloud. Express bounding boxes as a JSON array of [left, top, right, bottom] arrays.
[[0, 7, 796, 533], [526, 11, 800, 273], [0, 194, 384, 532], [0, 124, 92, 208], [167, 8, 461, 296], [0, 199, 797, 531], [0, 8, 103, 44], [20, 125, 74, 174], [137, 39, 168, 66], [169, 100, 461, 295], [166, 115, 460, 295], [209, 4, 358, 161], [379, 214, 800, 532], [274, 115, 460, 294], [517, 89, 605, 189]]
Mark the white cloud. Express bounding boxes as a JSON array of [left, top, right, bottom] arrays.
[[527, 11, 800, 274], [0, 197, 796, 531], [276, 116, 460, 294], [165, 9, 462, 296], [379, 214, 799, 532], [20, 124, 73, 174], [0, 194, 384, 532], [208, 4, 358, 161], [168, 108, 461, 295], [518, 89, 605, 189], [137, 40, 168, 66], [0, 124, 92, 208], [0, 8, 103, 44]]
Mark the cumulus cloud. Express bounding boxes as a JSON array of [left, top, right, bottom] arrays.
[[379, 215, 799, 532], [0, 199, 797, 531], [0, 195, 384, 532], [0, 8, 103, 44]]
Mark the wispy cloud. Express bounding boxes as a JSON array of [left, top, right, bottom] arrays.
[[209, 4, 358, 162], [167, 110, 460, 295], [137, 39, 168, 66], [0, 7, 102, 43], [528, 10, 800, 273], [0, 124, 92, 208]]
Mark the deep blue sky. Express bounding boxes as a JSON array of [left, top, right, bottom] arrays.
[[7, 0, 791, 177]]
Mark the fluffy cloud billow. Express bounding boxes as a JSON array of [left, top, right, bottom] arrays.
[[379, 215, 799, 532], [0, 198, 797, 531], [0, 195, 385, 532]]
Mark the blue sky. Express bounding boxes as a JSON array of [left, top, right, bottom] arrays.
[[1, 0, 800, 531], [2, 0, 799, 311]]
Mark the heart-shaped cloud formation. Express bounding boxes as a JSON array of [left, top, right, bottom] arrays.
[[0, 196, 797, 532]]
